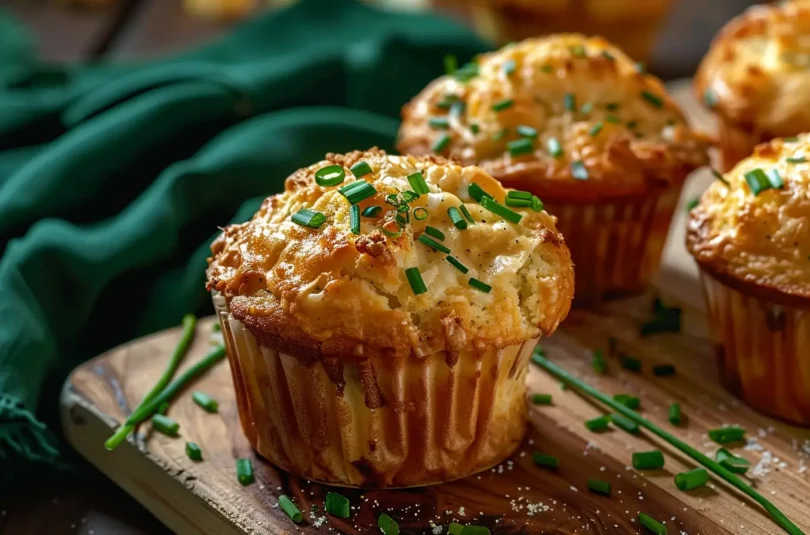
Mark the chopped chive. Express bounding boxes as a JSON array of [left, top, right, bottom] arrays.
[[459, 204, 475, 224], [380, 224, 402, 238], [506, 190, 532, 201], [236, 458, 254, 485], [401, 190, 419, 202], [378, 513, 399, 535], [480, 196, 523, 224], [605, 115, 621, 124], [454, 62, 479, 82], [564, 93, 576, 112], [669, 403, 682, 425], [531, 195, 544, 212], [585, 415, 611, 432], [446, 256, 469, 274], [653, 364, 676, 377], [547, 137, 563, 158], [350, 204, 361, 235], [405, 267, 427, 295], [516, 125, 538, 138], [291, 209, 326, 229], [686, 197, 700, 211], [570, 44, 586, 57], [413, 207, 428, 220], [502, 59, 516, 76], [450, 101, 466, 118], [185, 441, 202, 461], [784, 136, 800, 142], [492, 128, 508, 141], [157, 402, 169, 415], [587, 478, 611, 496], [339, 180, 377, 204], [611, 412, 639, 434], [786, 156, 806, 163], [541, 64, 553, 73], [580, 102, 593, 115], [709, 426, 746, 444], [418, 234, 451, 254], [325, 492, 350, 518], [638, 513, 667, 535], [459, 526, 490, 535], [767, 168, 784, 188], [641, 90, 664, 108], [396, 212, 409, 226], [635, 62, 646, 73], [675, 468, 709, 491], [589, 122, 604, 137], [711, 168, 729, 186], [602, 50, 615, 60], [407, 171, 430, 195], [444, 54, 458, 75], [704, 88, 717, 109], [633, 450, 665, 470], [532, 452, 559, 469], [531, 393, 552, 405], [314, 165, 346, 187], [591, 349, 606, 374], [469, 123, 480, 134], [385, 193, 401, 207], [468, 278, 492, 293], [437, 94, 460, 109], [429, 116, 450, 129], [152, 414, 179, 437], [468, 182, 493, 203], [507, 138, 534, 156], [605, 102, 620, 111], [716, 448, 751, 474], [620, 354, 641, 372], [570, 160, 589, 180], [626, 119, 638, 129], [744, 168, 770, 195], [211, 322, 221, 332], [492, 98, 514, 112], [613, 394, 640, 410], [433, 133, 451, 153], [350, 161, 373, 178], [278, 495, 302, 523], [448, 206, 467, 229], [362, 205, 382, 218], [449, 523, 464, 535], [424, 226, 445, 240], [192, 391, 219, 413]]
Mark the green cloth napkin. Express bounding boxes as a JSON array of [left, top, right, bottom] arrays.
[[0, 0, 488, 487]]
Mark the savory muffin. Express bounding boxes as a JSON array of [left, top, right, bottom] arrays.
[[467, 0, 674, 63], [207, 148, 574, 487], [398, 35, 709, 302], [687, 135, 810, 425], [695, 0, 810, 171]]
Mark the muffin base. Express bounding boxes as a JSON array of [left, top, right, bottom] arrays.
[[213, 293, 538, 487], [700, 269, 810, 426]]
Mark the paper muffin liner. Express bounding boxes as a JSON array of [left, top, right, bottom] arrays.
[[699, 270, 810, 426], [213, 293, 538, 487]]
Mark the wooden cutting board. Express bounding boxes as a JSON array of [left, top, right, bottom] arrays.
[[60, 81, 810, 535]]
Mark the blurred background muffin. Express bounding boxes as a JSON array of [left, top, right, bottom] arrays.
[[207, 148, 574, 487], [695, 0, 810, 171], [398, 35, 709, 303], [687, 135, 810, 425]]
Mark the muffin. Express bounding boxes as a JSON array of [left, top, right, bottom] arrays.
[[468, 0, 674, 63], [206, 148, 574, 487], [687, 135, 810, 425], [695, 0, 810, 171], [398, 35, 709, 303]]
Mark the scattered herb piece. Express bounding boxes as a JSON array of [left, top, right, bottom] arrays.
[[433, 133, 451, 153], [653, 364, 676, 377], [530, 195, 543, 212], [605, 115, 621, 124], [460, 204, 475, 224], [278, 495, 302, 523], [444, 54, 458, 75], [589, 122, 604, 137], [492, 128, 508, 141], [405, 267, 427, 295], [378, 513, 399, 535], [633, 450, 665, 470], [541, 64, 553, 73], [492, 98, 514, 112], [460, 527, 490, 535], [585, 415, 611, 432], [602, 50, 615, 60], [641, 90, 663, 108], [449, 523, 464, 535], [447, 206, 468, 229], [186, 441, 202, 461], [517, 125, 538, 138], [407, 172, 430, 195], [236, 458, 254, 486], [470, 123, 480, 134], [446, 256, 469, 274], [786, 156, 806, 164], [675, 468, 709, 491], [480, 196, 523, 224], [711, 168, 729, 186], [547, 137, 563, 158], [502, 59, 516, 76], [580, 102, 593, 115], [362, 206, 382, 218], [468, 182, 493, 203], [620, 354, 641, 372], [429, 116, 450, 129], [350, 161, 372, 178], [192, 391, 219, 413], [325, 492, 350, 518], [314, 165, 346, 187], [349, 204, 361, 235], [532, 452, 559, 469], [564, 93, 576, 112], [425, 226, 445, 240], [638, 513, 667, 534], [744, 168, 783, 196], [668, 403, 682, 425], [611, 412, 639, 434], [587, 478, 611, 496], [339, 180, 377, 205], [709, 426, 746, 444], [507, 138, 534, 156], [468, 278, 492, 293], [704, 88, 717, 109], [570, 160, 589, 180], [570, 44, 586, 57], [454, 62, 479, 82], [613, 394, 640, 410], [418, 234, 451, 254], [151, 414, 179, 437], [591, 349, 606, 374], [532, 393, 553, 405], [716, 448, 751, 474]]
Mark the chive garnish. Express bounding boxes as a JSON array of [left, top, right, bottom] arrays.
[[641, 90, 664, 108], [151, 414, 179, 437], [620, 354, 641, 372], [716, 448, 751, 474], [653, 364, 676, 377], [433, 133, 451, 153], [587, 478, 611, 496], [632, 450, 665, 470], [704, 88, 717, 109], [605, 115, 621, 124], [401, 190, 419, 202], [547, 137, 563, 158], [437, 94, 460, 109], [492, 98, 514, 112], [339, 180, 377, 204], [516, 125, 537, 138], [711, 168, 729, 186], [531, 393, 552, 405], [611, 413, 639, 434], [291, 209, 326, 229], [564, 93, 576, 112], [613, 394, 640, 410], [506, 190, 532, 207], [570, 44, 586, 57], [425, 226, 445, 240], [468, 182, 493, 203], [429, 116, 450, 129], [580, 102, 593, 115], [480, 196, 523, 224], [446, 256, 469, 274], [351, 161, 373, 178], [635, 62, 646, 73], [585, 415, 611, 432], [450, 101, 465, 117], [626, 119, 638, 129], [381, 225, 402, 238], [378, 513, 399, 535], [407, 171, 430, 195], [675, 468, 709, 491], [413, 207, 428, 220], [405, 267, 427, 295], [669, 403, 682, 425], [418, 234, 451, 253], [457, 525, 490, 535], [502, 59, 516, 76], [605, 102, 620, 111], [686, 197, 700, 211], [507, 138, 534, 156], [236, 458, 254, 485], [591, 349, 606, 374], [531, 195, 544, 212], [786, 156, 806, 163], [449, 523, 464, 535], [192, 391, 219, 413], [448, 207, 467, 229], [157, 402, 169, 415], [602, 50, 615, 61], [784, 136, 800, 142], [589, 122, 603, 137], [768, 168, 784, 188], [278, 495, 303, 523], [468, 278, 492, 293], [350, 205, 361, 235], [362, 206, 382, 218], [492, 128, 508, 141], [459, 204, 475, 224], [185, 441, 202, 461], [396, 212, 409, 226], [454, 62, 479, 82], [325, 492, 350, 518], [532, 452, 559, 469], [638, 513, 667, 535], [541, 64, 553, 73], [444, 54, 458, 75], [570, 160, 589, 180], [314, 164, 346, 187], [470, 123, 480, 134], [709, 426, 745, 444]]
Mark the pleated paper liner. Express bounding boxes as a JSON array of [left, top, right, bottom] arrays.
[[716, 119, 772, 172], [699, 269, 810, 426], [214, 292, 539, 488]]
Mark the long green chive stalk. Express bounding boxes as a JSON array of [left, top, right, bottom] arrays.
[[104, 315, 197, 450], [105, 345, 226, 450], [531, 352, 805, 535]]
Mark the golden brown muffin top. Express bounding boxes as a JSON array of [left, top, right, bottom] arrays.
[[397, 35, 709, 200], [207, 149, 574, 361], [695, 1, 810, 135], [687, 135, 810, 302], [491, 0, 669, 19]]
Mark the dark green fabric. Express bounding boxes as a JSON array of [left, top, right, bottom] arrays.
[[0, 0, 489, 485]]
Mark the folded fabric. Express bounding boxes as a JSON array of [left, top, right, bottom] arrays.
[[0, 0, 489, 488]]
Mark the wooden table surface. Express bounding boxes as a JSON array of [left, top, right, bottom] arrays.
[[1, 1, 759, 533]]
